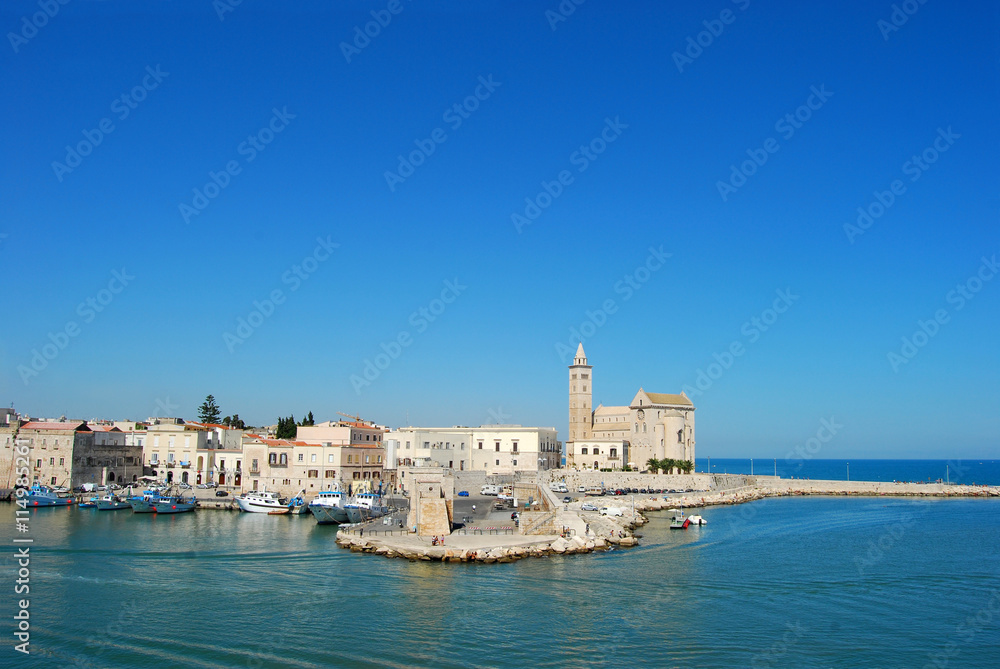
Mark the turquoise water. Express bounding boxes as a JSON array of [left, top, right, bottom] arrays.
[[3, 497, 999, 668], [696, 458, 1000, 486]]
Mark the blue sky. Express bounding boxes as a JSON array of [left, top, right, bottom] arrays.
[[2, 0, 997, 459]]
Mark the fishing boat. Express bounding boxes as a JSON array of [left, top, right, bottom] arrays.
[[152, 496, 197, 514], [669, 510, 691, 530], [309, 488, 349, 525], [235, 489, 288, 513], [129, 488, 167, 513], [286, 490, 310, 515], [343, 491, 390, 524], [79, 496, 99, 508], [687, 515, 707, 526], [96, 493, 131, 510], [26, 482, 74, 507]]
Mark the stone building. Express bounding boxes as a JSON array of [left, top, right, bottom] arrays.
[[566, 344, 695, 471]]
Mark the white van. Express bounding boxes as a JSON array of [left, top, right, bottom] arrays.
[[480, 484, 500, 496], [600, 507, 624, 517], [550, 482, 569, 493]]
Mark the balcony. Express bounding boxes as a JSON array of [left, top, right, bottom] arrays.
[[180, 462, 191, 468], [248, 468, 260, 475]]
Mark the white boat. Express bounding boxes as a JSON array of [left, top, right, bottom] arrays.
[[687, 515, 707, 525], [309, 488, 349, 525], [26, 483, 74, 507], [343, 491, 390, 524], [236, 489, 288, 513]]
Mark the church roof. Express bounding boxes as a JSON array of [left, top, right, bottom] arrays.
[[644, 392, 693, 406], [575, 342, 585, 359]]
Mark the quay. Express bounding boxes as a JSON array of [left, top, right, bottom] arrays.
[[333, 473, 999, 563]]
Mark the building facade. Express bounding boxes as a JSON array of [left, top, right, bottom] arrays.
[[565, 345, 696, 470]]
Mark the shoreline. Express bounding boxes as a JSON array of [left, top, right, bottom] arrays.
[[335, 478, 999, 563]]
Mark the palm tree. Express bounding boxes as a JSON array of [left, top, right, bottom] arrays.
[[646, 458, 660, 473], [659, 458, 674, 475], [680, 460, 694, 474]]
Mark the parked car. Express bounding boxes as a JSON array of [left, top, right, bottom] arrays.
[[581, 502, 598, 512], [600, 507, 624, 517], [179, 483, 192, 490], [457, 490, 469, 497], [562, 496, 572, 503], [578, 485, 587, 493], [215, 490, 229, 497], [196, 484, 209, 489], [206, 482, 219, 488]]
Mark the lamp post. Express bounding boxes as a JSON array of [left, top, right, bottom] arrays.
[[751, 458, 754, 476], [847, 461, 850, 482], [707, 456, 710, 475]]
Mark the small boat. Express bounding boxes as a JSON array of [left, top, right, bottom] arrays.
[[287, 490, 310, 515], [309, 488, 349, 525], [79, 496, 99, 508], [236, 488, 288, 513], [26, 483, 74, 507], [152, 496, 197, 514], [97, 493, 131, 510], [687, 515, 707, 526], [669, 510, 691, 530]]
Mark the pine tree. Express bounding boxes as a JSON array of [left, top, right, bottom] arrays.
[[198, 395, 221, 424]]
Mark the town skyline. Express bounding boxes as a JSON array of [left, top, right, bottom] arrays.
[[3, 1, 997, 460]]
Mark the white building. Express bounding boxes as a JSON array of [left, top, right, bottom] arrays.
[[387, 425, 560, 475]]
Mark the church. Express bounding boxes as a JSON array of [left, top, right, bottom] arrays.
[[565, 344, 696, 471]]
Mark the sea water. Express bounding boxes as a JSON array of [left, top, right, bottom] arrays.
[[2, 489, 998, 667]]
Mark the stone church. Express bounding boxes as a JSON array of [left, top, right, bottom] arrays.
[[565, 344, 695, 471]]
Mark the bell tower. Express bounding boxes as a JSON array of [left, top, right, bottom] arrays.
[[568, 343, 592, 441]]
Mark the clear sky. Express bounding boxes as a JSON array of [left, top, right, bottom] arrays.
[[2, 0, 997, 459]]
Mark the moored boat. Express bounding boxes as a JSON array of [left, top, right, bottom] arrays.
[[236, 488, 288, 513], [152, 496, 197, 514], [129, 489, 167, 513], [309, 489, 349, 525], [343, 491, 390, 524], [79, 496, 99, 508], [26, 482, 74, 507], [287, 490, 310, 515], [97, 493, 131, 510]]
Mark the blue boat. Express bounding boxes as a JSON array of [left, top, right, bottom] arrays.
[[26, 483, 74, 507], [309, 489, 349, 524]]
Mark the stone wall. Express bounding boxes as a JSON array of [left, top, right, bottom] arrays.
[[543, 469, 714, 492]]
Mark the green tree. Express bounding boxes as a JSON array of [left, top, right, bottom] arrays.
[[230, 414, 246, 430], [646, 458, 661, 473], [198, 395, 221, 424], [680, 460, 694, 474], [299, 411, 315, 426], [663, 458, 677, 474], [276, 415, 297, 439]]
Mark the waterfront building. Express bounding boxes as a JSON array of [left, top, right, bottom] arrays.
[[387, 425, 560, 476], [565, 344, 695, 471], [0, 420, 142, 487], [190, 422, 245, 487], [141, 418, 209, 485]]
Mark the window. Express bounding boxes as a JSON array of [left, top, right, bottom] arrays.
[[311, 454, 317, 463], [581, 373, 589, 379], [495, 441, 500, 452], [610, 448, 617, 458], [151, 454, 159, 464], [307, 470, 318, 478], [365, 455, 371, 464], [298, 453, 304, 462], [678, 429, 684, 443], [154, 436, 159, 448], [168, 453, 175, 463], [279, 453, 287, 466], [449, 461, 453, 468], [495, 459, 499, 466], [49, 457, 54, 465], [512, 442, 518, 453], [478, 441, 483, 450], [59, 458, 64, 465], [35, 459, 41, 468], [406, 441, 410, 449], [251, 458, 259, 472], [593, 448, 599, 455], [329, 454, 334, 463], [377, 455, 382, 463], [583, 385, 587, 391], [168, 437, 174, 448], [581, 448, 588, 455], [513, 460, 517, 466], [353, 472, 360, 480], [325, 470, 335, 478], [51, 476, 57, 485], [269, 453, 277, 465], [643, 423, 647, 433]]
